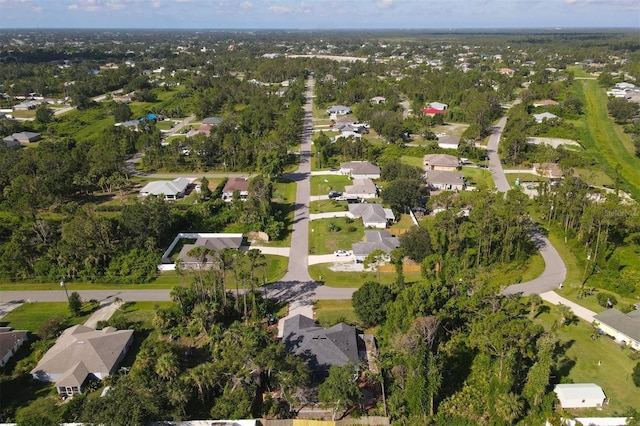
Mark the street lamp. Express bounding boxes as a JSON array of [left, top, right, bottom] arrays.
[[60, 281, 69, 302]]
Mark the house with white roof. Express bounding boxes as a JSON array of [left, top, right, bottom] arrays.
[[347, 204, 395, 228], [554, 383, 607, 409], [326, 105, 352, 116], [533, 112, 560, 123], [139, 177, 191, 200]]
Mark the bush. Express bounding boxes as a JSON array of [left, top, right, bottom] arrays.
[[347, 226, 357, 232], [633, 362, 640, 387], [596, 292, 617, 308]]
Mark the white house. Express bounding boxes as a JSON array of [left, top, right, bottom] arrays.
[[593, 308, 640, 350], [347, 204, 394, 229], [344, 178, 377, 199], [426, 170, 465, 191], [533, 112, 560, 123], [326, 105, 352, 116], [437, 135, 461, 150], [427, 101, 448, 111], [139, 177, 190, 200], [554, 383, 607, 409], [340, 161, 381, 179], [0, 327, 28, 367]]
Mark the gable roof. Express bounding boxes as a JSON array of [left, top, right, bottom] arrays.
[[352, 230, 400, 257], [140, 177, 190, 197], [348, 204, 391, 224], [345, 178, 376, 196], [427, 170, 465, 185], [421, 107, 446, 115], [283, 315, 359, 372], [554, 383, 606, 404], [594, 308, 640, 343], [31, 325, 133, 385], [533, 112, 559, 122], [178, 234, 244, 263], [423, 153, 459, 168], [202, 116, 224, 125], [340, 161, 380, 176], [0, 328, 28, 361]]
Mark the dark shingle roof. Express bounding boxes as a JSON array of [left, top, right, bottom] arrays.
[[594, 309, 640, 342]]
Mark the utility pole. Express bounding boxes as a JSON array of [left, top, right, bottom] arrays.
[[60, 281, 69, 302]]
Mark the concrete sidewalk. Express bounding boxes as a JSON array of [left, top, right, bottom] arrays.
[[84, 301, 123, 328], [540, 290, 597, 323]]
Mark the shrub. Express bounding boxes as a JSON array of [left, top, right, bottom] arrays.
[[596, 292, 617, 308], [347, 226, 357, 232], [633, 362, 640, 387]]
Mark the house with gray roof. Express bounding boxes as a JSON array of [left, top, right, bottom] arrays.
[[31, 325, 133, 397], [139, 177, 191, 200], [282, 315, 361, 374], [326, 105, 352, 116], [340, 161, 381, 179], [426, 170, 465, 191], [593, 308, 640, 351], [347, 204, 395, 228], [344, 178, 377, 199], [3, 131, 41, 145], [437, 135, 461, 150], [0, 327, 28, 367], [176, 233, 244, 266], [352, 230, 400, 263], [202, 116, 224, 126], [423, 154, 459, 172]]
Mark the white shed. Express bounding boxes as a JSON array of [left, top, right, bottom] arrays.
[[554, 383, 606, 409]]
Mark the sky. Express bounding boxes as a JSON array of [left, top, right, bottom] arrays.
[[0, 0, 638, 30]]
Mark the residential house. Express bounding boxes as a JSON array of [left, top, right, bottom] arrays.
[[202, 116, 224, 126], [533, 162, 564, 179], [499, 68, 515, 76], [2, 137, 21, 148], [533, 99, 559, 108], [426, 170, 465, 191], [370, 96, 386, 104], [437, 135, 461, 150], [139, 177, 191, 200], [340, 161, 381, 179], [282, 315, 362, 374], [31, 325, 134, 397], [426, 102, 448, 111], [421, 107, 446, 116], [533, 112, 560, 123], [423, 153, 459, 171], [352, 230, 400, 263], [593, 308, 640, 350], [554, 383, 607, 409], [176, 233, 244, 266], [0, 327, 28, 367], [222, 177, 250, 201], [3, 131, 42, 144], [344, 178, 377, 199], [347, 204, 395, 229], [12, 99, 45, 111], [326, 105, 352, 116]]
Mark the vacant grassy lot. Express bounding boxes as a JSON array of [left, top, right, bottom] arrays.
[[462, 166, 495, 190], [309, 217, 364, 254], [535, 303, 640, 414], [314, 299, 358, 327], [308, 264, 422, 288], [1, 302, 91, 332], [310, 199, 349, 214], [310, 175, 352, 195]]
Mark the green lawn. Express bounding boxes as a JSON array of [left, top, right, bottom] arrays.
[[576, 79, 640, 200], [314, 299, 358, 327], [308, 264, 422, 288], [462, 166, 496, 190], [310, 175, 352, 195], [573, 168, 615, 187], [535, 302, 640, 414], [1, 302, 91, 332], [309, 217, 364, 254], [309, 200, 349, 214]]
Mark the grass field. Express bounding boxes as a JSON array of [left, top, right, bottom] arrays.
[[535, 302, 640, 414], [314, 299, 358, 327], [462, 166, 496, 190], [1, 302, 91, 332], [575, 79, 640, 200], [309, 200, 349, 214], [308, 264, 423, 288], [310, 175, 352, 195], [309, 217, 364, 254]]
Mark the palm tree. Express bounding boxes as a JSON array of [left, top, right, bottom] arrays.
[[155, 352, 179, 382]]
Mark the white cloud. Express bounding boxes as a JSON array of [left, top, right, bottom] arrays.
[[239, 1, 252, 10], [269, 5, 292, 14], [376, 0, 393, 9]]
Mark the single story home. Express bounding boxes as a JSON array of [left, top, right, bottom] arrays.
[[533, 162, 564, 180], [347, 204, 395, 228], [344, 178, 377, 199], [370, 96, 386, 104], [202, 116, 224, 126], [554, 383, 607, 409], [533, 112, 560, 123], [423, 153, 459, 171], [499, 68, 515, 76], [593, 308, 640, 350], [340, 161, 381, 179], [533, 99, 559, 107], [437, 135, 461, 150], [139, 177, 191, 200], [421, 107, 446, 116], [3, 131, 42, 144], [176, 233, 244, 266], [352, 230, 400, 263], [0, 327, 28, 367], [2, 138, 21, 148], [282, 314, 361, 374], [222, 177, 250, 201], [427, 101, 448, 111], [31, 325, 134, 397], [326, 105, 352, 116], [426, 170, 465, 191]]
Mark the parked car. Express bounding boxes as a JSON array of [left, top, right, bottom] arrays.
[[335, 195, 347, 201], [334, 250, 350, 257], [328, 190, 342, 198]]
